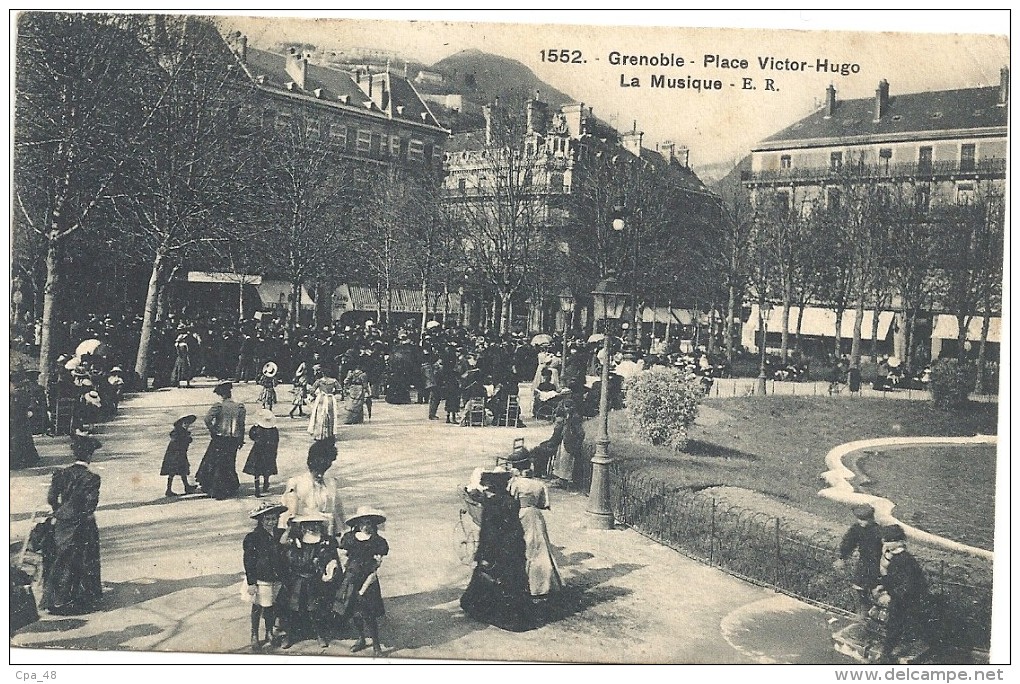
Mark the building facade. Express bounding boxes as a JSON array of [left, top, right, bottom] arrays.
[[442, 92, 715, 335], [742, 71, 1008, 364], [228, 35, 448, 173]]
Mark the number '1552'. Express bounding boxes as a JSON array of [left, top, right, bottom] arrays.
[[540, 49, 584, 64]]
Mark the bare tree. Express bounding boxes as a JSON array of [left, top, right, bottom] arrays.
[[258, 109, 360, 331], [13, 12, 177, 386]]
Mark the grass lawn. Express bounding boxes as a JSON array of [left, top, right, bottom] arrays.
[[601, 396, 1000, 527], [857, 445, 997, 552]]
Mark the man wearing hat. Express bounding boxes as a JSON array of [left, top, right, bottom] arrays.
[[834, 503, 884, 616], [875, 524, 930, 663], [195, 382, 246, 499], [39, 435, 104, 614]]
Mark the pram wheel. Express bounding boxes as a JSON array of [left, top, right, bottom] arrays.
[[455, 509, 478, 565]]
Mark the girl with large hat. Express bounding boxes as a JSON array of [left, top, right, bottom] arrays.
[[276, 512, 341, 649], [160, 415, 199, 497], [335, 507, 389, 656], [243, 410, 280, 498]]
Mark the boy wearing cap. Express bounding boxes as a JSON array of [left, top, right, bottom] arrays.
[[243, 501, 288, 652], [160, 415, 199, 497], [834, 503, 883, 616], [875, 524, 930, 663]]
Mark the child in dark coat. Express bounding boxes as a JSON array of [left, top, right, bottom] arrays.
[[160, 415, 198, 497], [243, 410, 280, 497], [336, 507, 389, 656], [243, 501, 287, 652]]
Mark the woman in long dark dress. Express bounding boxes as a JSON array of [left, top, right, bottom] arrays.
[[10, 376, 41, 469], [39, 435, 103, 614], [195, 382, 246, 500], [460, 470, 533, 632]]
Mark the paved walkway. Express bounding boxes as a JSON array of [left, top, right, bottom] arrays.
[[10, 381, 853, 664]]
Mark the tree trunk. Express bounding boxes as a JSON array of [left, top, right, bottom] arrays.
[[850, 296, 865, 370], [724, 285, 736, 365], [665, 299, 673, 349], [134, 253, 166, 385], [500, 294, 512, 334], [37, 239, 62, 389], [833, 309, 844, 359], [975, 313, 991, 394], [291, 280, 301, 330], [794, 296, 806, 354], [956, 313, 970, 359], [420, 276, 429, 338], [780, 283, 792, 363], [870, 296, 882, 362]]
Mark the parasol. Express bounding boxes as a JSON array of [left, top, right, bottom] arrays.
[[587, 333, 605, 343], [530, 334, 553, 346], [886, 356, 901, 369], [75, 339, 102, 357], [425, 320, 441, 330]]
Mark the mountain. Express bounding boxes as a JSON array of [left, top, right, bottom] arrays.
[[708, 154, 752, 201], [430, 49, 574, 109]]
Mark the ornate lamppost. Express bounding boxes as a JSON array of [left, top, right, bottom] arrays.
[[756, 300, 774, 396], [611, 201, 641, 348], [588, 271, 629, 530], [558, 287, 575, 370]]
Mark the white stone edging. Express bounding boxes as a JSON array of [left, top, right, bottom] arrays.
[[818, 435, 997, 561]]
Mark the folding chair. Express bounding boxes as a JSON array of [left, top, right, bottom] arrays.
[[54, 398, 76, 436]]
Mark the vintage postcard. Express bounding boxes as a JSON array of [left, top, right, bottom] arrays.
[[8, 9, 1009, 675]]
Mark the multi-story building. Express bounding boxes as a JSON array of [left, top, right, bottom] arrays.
[[741, 71, 1007, 365], [743, 70, 1007, 209], [443, 92, 715, 334], [228, 35, 448, 173]]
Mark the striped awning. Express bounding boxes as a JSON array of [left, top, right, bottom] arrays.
[[334, 284, 461, 314], [932, 314, 1001, 343]]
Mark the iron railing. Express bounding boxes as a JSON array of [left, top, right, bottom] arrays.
[[599, 466, 994, 650]]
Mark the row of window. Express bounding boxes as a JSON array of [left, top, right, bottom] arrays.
[[772, 181, 978, 213], [779, 144, 980, 172], [262, 109, 439, 164]]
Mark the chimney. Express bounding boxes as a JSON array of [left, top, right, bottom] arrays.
[[285, 49, 307, 90], [824, 84, 837, 118], [620, 127, 643, 157], [237, 34, 247, 63], [874, 79, 890, 121], [999, 66, 1009, 106], [368, 67, 373, 98]]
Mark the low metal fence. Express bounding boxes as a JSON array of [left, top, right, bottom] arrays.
[[604, 466, 994, 650]]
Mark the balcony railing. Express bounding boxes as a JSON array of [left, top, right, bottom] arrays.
[[742, 158, 1006, 185]]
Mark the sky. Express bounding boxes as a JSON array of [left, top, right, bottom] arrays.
[[214, 10, 1010, 177]]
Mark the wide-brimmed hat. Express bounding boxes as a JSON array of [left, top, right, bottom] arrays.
[[295, 362, 307, 377], [262, 361, 278, 378], [174, 414, 197, 429], [292, 512, 330, 525], [213, 381, 232, 397], [249, 501, 288, 519], [109, 366, 123, 373], [256, 409, 276, 428], [345, 506, 386, 528]]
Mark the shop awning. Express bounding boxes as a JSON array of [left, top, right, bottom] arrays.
[[187, 271, 261, 284], [333, 284, 461, 315], [932, 314, 1000, 343], [639, 306, 695, 325], [751, 305, 895, 341], [256, 280, 314, 308]]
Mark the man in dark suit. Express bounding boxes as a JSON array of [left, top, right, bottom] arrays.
[[40, 434, 103, 614]]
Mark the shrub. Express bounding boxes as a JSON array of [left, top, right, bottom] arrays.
[[930, 358, 977, 410], [624, 367, 704, 451]]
